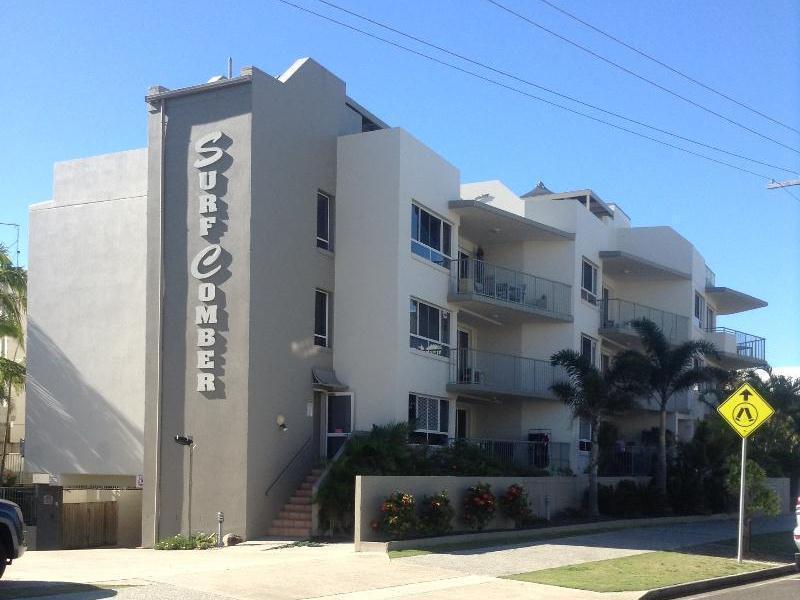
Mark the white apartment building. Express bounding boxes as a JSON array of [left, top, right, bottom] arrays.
[[25, 58, 767, 544]]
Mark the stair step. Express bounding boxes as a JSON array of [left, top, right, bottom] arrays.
[[268, 526, 311, 538], [303, 475, 319, 483], [311, 468, 324, 476], [272, 517, 312, 528], [280, 505, 311, 516], [299, 481, 313, 490], [287, 496, 312, 506], [295, 488, 312, 497]]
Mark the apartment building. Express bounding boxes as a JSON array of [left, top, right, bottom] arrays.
[[25, 57, 767, 544]]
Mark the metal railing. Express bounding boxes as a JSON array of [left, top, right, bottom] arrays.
[[453, 438, 571, 473], [0, 486, 36, 525], [1, 453, 23, 475], [706, 327, 766, 362], [600, 298, 689, 344], [450, 257, 572, 319], [449, 348, 567, 399], [601, 446, 659, 477]]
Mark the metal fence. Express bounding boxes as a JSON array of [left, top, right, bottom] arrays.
[[449, 347, 567, 399], [450, 257, 572, 319], [707, 327, 766, 362], [0, 486, 37, 525], [454, 438, 571, 473], [600, 298, 689, 344], [601, 447, 659, 477]]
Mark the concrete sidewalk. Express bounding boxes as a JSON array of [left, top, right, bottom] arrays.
[[4, 516, 793, 600]]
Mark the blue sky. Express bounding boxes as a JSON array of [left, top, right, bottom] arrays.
[[2, 0, 799, 365]]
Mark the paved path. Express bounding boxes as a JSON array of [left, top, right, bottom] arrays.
[[398, 516, 794, 577], [3, 516, 793, 600]]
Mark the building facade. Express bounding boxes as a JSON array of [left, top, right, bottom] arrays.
[[25, 58, 767, 545]]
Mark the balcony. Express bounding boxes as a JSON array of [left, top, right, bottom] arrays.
[[449, 257, 572, 324], [705, 327, 767, 369], [454, 438, 571, 473], [447, 348, 567, 402], [636, 388, 693, 413], [599, 298, 689, 347]]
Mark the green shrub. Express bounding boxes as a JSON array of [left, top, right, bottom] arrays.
[[498, 483, 534, 528], [418, 490, 455, 537], [462, 482, 496, 530], [376, 491, 417, 539], [154, 532, 216, 550]]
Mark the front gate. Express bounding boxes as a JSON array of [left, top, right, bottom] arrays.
[[61, 501, 118, 549]]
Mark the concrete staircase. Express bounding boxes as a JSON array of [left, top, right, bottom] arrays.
[[267, 467, 323, 538]]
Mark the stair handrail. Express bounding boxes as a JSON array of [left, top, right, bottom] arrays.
[[265, 435, 313, 497], [310, 434, 356, 536]]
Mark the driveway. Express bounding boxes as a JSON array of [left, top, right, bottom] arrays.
[[2, 516, 793, 600]]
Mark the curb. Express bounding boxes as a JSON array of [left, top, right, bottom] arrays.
[[370, 513, 735, 554], [639, 564, 798, 600]]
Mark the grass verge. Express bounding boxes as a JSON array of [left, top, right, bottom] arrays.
[[388, 524, 639, 559], [503, 551, 770, 592]]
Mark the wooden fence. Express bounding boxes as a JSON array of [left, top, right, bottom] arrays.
[[62, 501, 118, 549]]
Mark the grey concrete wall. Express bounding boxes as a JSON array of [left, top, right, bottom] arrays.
[[247, 60, 362, 538], [143, 79, 253, 545], [26, 150, 147, 478], [354, 475, 583, 546]]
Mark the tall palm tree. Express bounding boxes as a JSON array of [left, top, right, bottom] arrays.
[[550, 349, 640, 517], [0, 245, 26, 481], [621, 318, 726, 497]]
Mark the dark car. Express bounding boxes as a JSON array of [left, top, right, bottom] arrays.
[[0, 499, 26, 578]]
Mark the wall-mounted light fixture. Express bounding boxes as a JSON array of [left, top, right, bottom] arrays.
[[276, 415, 288, 432]]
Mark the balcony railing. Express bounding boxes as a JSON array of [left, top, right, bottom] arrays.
[[453, 438, 571, 473], [600, 298, 689, 345], [450, 257, 572, 319], [600, 446, 661, 477], [449, 348, 567, 399], [705, 265, 716, 288], [706, 327, 766, 362]]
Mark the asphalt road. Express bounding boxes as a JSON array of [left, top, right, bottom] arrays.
[[686, 575, 800, 600]]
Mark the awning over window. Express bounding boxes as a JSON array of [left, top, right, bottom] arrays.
[[312, 367, 348, 392]]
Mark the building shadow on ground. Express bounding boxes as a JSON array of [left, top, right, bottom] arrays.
[[0, 581, 116, 599]]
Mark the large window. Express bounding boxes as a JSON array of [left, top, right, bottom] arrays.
[[578, 417, 592, 452], [581, 334, 597, 366], [316, 192, 331, 250], [314, 289, 330, 347], [581, 258, 598, 305], [411, 204, 452, 267], [410, 298, 450, 356], [408, 393, 449, 444]]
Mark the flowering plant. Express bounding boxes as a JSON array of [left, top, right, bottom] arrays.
[[499, 483, 533, 528], [418, 490, 454, 536], [376, 491, 416, 539], [462, 482, 496, 530]]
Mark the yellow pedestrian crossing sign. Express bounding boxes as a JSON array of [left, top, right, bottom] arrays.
[[717, 383, 774, 438]]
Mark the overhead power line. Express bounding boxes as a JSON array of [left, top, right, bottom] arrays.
[[485, 0, 800, 155], [274, 0, 778, 181], [315, 0, 797, 176], [534, 0, 800, 136]]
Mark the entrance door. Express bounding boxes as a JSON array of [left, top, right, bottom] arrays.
[[457, 329, 471, 383], [326, 393, 352, 458], [455, 408, 469, 439]]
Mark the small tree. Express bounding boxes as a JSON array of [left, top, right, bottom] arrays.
[[550, 350, 640, 518], [620, 319, 727, 497], [725, 456, 780, 551]]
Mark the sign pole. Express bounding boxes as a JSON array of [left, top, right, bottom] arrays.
[[737, 436, 747, 563]]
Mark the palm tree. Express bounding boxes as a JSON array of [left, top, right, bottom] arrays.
[[0, 245, 26, 482], [620, 318, 726, 497], [550, 349, 640, 517]]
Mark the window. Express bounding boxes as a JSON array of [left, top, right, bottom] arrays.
[[411, 204, 452, 267], [410, 298, 450, 356], [706, 306, 715, 330], [578, 418, 592, 452], [316, 192, 331, 250], [408, 393, 449, 444], [694, 292, 705, 328], [581, 334, 597, 366], [314, 290, 329, 347], [581, 258, 598, 305]]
